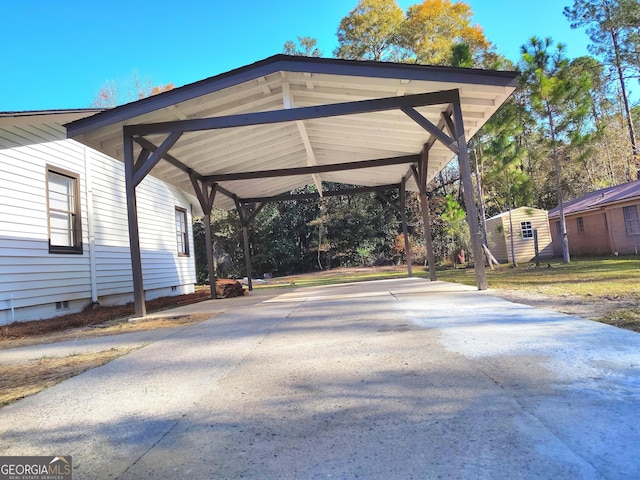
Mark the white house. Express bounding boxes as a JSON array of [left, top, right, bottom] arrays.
[[0, 110, 198, 324]]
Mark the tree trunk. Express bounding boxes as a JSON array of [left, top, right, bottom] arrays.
[[508, 206, 517, 268], [474, 148, 489, 246], [611, 29, 639, 180], [547, 102, 570, 263], [505, 169, 518, 268]]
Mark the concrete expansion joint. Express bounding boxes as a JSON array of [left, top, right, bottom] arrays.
[[118, 413, 186, 479], [476, 364, 604, 477], [284, 301, 307, 319], [216, 316, 289, 387]]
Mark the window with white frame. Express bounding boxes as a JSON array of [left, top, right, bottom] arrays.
[[577, 217, 584, 233], [623, 205, 640, 235], [175, 207, 189, 256], [520, 221, 533, 239], [47, 166, 82, 254]]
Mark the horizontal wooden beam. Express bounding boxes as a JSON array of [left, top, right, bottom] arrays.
[[204, 154, 420, 182], [241, 184, 400, 204], [124, 90, 459, 136]]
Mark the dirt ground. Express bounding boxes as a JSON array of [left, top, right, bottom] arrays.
[[487, 289, 638, 322], [487, 289, 635, 320]]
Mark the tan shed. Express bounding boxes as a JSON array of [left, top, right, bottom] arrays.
[[485, 207, 553, 264]]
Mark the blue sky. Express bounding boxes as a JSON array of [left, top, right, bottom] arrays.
[[2, 0, 592, 111]]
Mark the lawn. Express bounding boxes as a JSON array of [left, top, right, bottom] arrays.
[[258, 257, 640, 300], [435, 256, 640, 299]]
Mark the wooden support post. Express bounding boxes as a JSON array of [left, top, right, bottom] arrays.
[[452, 93, 488, 290], [189, 175, 218, 299], [234, 199, 253, 291], [413, 151, 437, 282], [204, 213, 216, 298], [419, 191, 437, 282], [123, 133, 146, 317], [400, 179, 413, 277], [241, 225, 253, 291]]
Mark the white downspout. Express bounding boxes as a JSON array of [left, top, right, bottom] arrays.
[[83, 146, 98, 304]]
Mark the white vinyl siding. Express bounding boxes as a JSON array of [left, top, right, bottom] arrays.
[[88, 148, 196, 296], [0, 124, 91, 318], [0, 119, 196, 323]]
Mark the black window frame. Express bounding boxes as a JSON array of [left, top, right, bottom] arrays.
[[46, 165, 83, 254]]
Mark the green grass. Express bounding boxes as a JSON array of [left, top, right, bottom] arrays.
[[436, 256, 640, 299], [257, 257, 640, 299], [254, 267, 411, 289]]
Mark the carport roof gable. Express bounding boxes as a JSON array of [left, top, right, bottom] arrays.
[[65, 54, 518, 211], [66, 54, 518, 137]]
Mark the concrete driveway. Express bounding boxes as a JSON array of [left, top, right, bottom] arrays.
[[1, 278, 639, 479]]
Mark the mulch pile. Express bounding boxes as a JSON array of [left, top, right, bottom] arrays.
[[215, 279, 246, 298]]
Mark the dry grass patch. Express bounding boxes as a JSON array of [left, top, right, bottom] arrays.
[[0, 313, 214, 349], [0, 284, 214, 348], [437, 257, 640, 332], [597, 308, 640, 333], [0, 348, 135, 407]]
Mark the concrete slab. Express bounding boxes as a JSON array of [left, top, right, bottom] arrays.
[[1, 278, 639, 479]]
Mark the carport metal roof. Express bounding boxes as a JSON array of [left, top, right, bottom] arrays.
[[65, 54, 518, 316]]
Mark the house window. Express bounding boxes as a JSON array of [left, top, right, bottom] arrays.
[[577, 217, 584, 233], [175, 207, 189, 256], [520, 221, 533, 239], [47, 167, 82, 254], [623, 205, 640, 235]]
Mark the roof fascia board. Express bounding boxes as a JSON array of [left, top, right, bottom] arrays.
[[276, 56, 519, 87], [125, 90, 460, 136], [1, 109, 103, 128]]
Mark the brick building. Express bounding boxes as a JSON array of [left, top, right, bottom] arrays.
[[548, 180, 640, 257]]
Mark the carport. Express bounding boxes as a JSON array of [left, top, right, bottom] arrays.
[[65, 55, 518, 316]]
